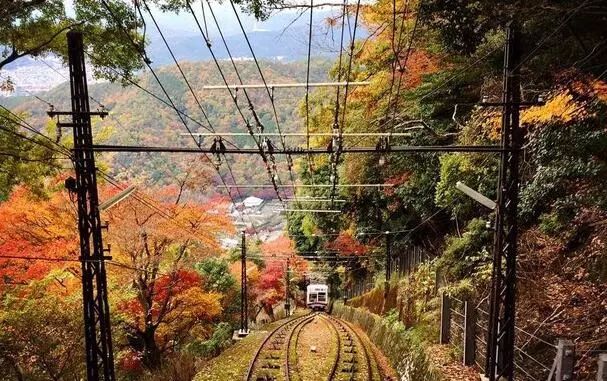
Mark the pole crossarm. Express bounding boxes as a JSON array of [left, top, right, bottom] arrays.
[[85, 144, 510, 154], [225, 184, 395, 188], [181, 132, 414, 137], [274, 208, 342, 213], [200, 81, 370, 90]]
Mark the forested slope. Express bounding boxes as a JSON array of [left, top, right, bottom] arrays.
[[2, 58, 331, 193]]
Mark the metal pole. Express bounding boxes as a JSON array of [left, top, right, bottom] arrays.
[[485, 21, 522, 381], [66, 30, 115, 381], [240, 231, 248, 333], [285, 257, 291, 316], [384, 232, 391, 300]]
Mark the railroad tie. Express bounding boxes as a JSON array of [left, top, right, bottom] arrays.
[[341, 363, 357, 373], [261, 362, 280, 369], [256, 373, 277, 381]]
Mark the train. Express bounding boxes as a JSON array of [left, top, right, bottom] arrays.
[[306, 283, 329, 311]]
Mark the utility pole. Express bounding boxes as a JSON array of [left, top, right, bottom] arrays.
[[484, 21, 522, 381], [50, 31, 115, 381], [239, 231, 249, 336], [285, 257, 291, 316], [383, 231, 391, 312]]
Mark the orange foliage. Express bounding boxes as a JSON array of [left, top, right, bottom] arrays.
[[0, 186, 78, 290], [325, 232, 368, 256], [260, 235, 295, 256]]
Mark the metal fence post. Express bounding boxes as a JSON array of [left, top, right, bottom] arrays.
[[440, 292, 451, 344], [463, 300, 476, 366], [597, 353, 607, 381], [556, 339, 575, 381]]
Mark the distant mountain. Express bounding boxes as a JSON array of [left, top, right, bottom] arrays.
[[1, 7, 364, 94], [1, 59, 334, 195]]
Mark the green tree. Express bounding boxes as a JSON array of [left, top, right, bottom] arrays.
[[0, 111, 60, 200], [195, 257, 237, 293], [0, 0, 143, 82]]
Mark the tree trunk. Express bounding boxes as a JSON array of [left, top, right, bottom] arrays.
[[141, 326, 162, 370]]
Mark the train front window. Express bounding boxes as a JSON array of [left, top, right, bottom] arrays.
[[318, 292, 326, 302], [309, 293, 317, 302]]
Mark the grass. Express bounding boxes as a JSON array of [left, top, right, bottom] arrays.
[[193, 310, 307, 381]]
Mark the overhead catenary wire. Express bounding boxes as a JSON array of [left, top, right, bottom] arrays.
[[304, 0, 316, 186], [188, 0, 286, 204], [387, 0, 422, 132], [327, 0, 348, 203], [382, 0, 411, 133], [137, 0, 265, 234], [330, 0, 362, 207], [228, 0, 302, 207], [99, 0, 264, 238], [141, 0, 215, 133]]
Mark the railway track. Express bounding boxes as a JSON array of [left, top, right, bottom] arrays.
[[323, 314, 374, 381], [245, 312, 318, 381], [246, 312, 381, 381]]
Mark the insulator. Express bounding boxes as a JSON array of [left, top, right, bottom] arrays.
[[213, 153, 222, 170], [378, 154, 386, 167]]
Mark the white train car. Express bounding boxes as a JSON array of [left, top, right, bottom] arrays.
[[306, 284, 329, 311]]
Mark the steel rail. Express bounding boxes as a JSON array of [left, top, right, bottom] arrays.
[[324, 314, 375, 381], [323, 314, 342, 381], [285, 315, 316, 381], [245, 313, 317, 381], [339, 319, 374, 381]]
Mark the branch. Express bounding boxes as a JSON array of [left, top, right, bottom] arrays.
[[0, 21, 83, 71]]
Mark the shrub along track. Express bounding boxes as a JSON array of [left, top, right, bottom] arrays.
[[245, 312, 318, 381]]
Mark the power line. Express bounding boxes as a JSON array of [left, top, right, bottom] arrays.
[[513, 0, 592, 71], [189, 0, 286, 203], [387, 0, 422, 133], [99, 0, 263, 238], [330, 0, 362, 206], [229, 0, 303, 208], [304, 0, 316, 186]]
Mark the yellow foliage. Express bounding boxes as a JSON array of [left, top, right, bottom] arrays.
[[521, 92, 584, 125]]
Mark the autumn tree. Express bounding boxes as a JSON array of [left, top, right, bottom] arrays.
[[0, 183, 78, 291], [105, 188, 232, 369], [0, 271, 84, 381]]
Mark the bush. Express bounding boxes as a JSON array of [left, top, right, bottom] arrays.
[[187, 322, 234, 359], [139, 353, 198, 381], [333, 304, 441, 381]]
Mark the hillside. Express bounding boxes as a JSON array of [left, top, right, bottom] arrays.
[[2, 58, 333, 194]]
